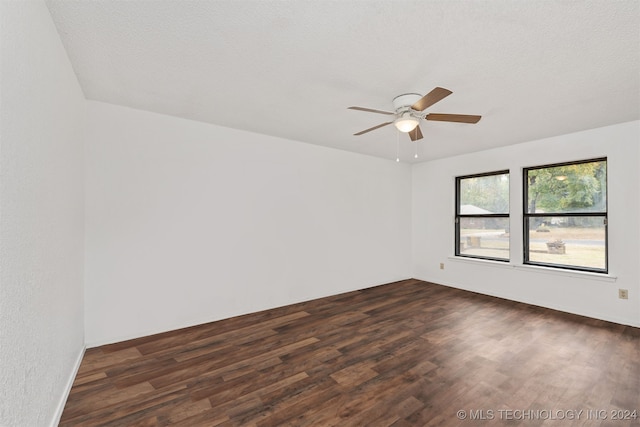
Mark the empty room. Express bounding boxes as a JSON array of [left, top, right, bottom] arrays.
[[1, 0, 639, 426]]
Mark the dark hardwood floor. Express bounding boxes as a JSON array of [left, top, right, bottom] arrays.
[[61, 279, 640, 426]]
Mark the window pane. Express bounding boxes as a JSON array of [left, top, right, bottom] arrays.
[[459, 217, 510, 260], [526, 216, 606, 270], [459, 173, 509, 214], [526, 160, 606, 214]]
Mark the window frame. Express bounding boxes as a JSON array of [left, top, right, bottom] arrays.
[[455, 170, 510, 262], [522, 157, 608, 273]]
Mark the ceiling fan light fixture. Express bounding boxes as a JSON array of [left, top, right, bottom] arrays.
[[394, 113, 419, 133], [349, 87, 481, 140]]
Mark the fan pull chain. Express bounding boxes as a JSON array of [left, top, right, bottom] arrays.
[[396, 130, 400, 162], [414, 140, 419, 159]]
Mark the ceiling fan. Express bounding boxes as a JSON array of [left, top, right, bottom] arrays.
[[348, 87, 481, 141]]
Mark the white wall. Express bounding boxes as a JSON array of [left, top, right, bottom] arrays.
[[413, 121, 640, 327], [0, 1, 86, 426], [84, 101, 412, 346], [1, 5, 636, 426]]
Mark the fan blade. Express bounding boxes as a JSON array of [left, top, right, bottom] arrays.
[[348, 106, 395, 115], [354, 121, 393, 136], [408, 125, 423, 142], [426, 113, 481, 124], [411, 87, 452, 111]]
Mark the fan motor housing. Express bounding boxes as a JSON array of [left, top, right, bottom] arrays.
[[392, 93, 422, 112]]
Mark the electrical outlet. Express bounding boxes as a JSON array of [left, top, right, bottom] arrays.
[[439, 263, 444, 270], [619, 289, 628, 300]]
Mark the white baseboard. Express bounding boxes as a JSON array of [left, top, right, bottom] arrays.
[[50, 345, 86, 427], [416, 275, 640, 328]]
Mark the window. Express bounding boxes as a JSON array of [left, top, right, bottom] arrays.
[[456, 171, 510, 261], [524, 158, 607, 273]]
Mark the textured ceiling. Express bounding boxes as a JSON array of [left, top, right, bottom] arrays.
[[46, 0, 639, 163]]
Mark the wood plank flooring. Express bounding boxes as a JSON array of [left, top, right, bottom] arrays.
[[61, 279, 640, 426]]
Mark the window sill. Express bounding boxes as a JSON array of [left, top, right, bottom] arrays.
[[449, 256, 509, 269], [448, 256, 617, 282]]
